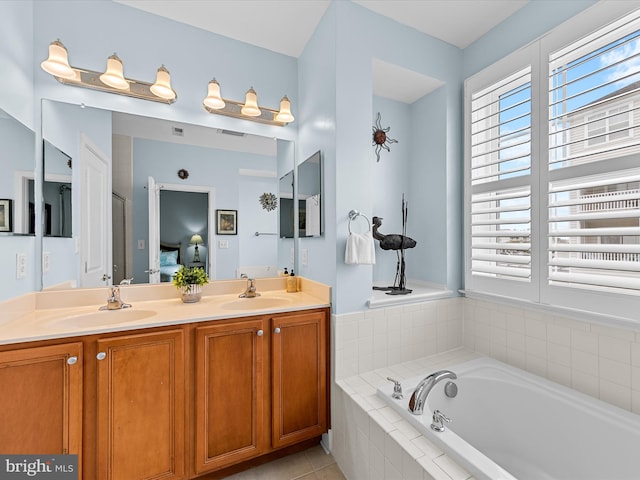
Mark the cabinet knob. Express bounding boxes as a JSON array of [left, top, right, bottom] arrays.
[[257, 330, 264, 337], [96, 351, 107, 361], [274, 327, 281, 334], [67, 356, 78, 365]]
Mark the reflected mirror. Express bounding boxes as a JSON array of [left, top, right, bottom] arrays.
[[0, 107, 36, 236], [279, 150, 323, 238], [42, 99, 295, 290], [297, 150, 323, 237], [42, 140, 72, 237]]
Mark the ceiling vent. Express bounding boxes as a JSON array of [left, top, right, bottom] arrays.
[[172, 126, 184, 137], [217, 128, 246, 137]]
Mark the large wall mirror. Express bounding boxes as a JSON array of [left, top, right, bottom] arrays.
[[41, 99, 295, 290]]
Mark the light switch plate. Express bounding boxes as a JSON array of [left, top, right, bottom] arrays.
[[43, 252, 51, 273], [218, 240, 229, 249]]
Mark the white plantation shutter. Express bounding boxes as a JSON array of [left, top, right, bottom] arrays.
[[465, 3, 640, 320], [548, 9, 640, 296], [469, 67, 533, 286]]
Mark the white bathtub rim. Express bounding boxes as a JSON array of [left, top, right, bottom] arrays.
[[377, 356, 640, 480]]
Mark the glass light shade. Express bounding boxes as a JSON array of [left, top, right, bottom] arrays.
[[203, 79, 225, 109], [241, 87, 261, 117], [275, 95, 294, 123], [99, 54, 129, 90], [150, 65, 176, 100], [190, 234, 204, 245], [41, 40, 76, 79]]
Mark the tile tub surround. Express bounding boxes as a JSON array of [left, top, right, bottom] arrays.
[[462, 297, 640, 415], [330, 295, 640, 479], [333, 349, 481, 480], [333, 298, 464, 380]]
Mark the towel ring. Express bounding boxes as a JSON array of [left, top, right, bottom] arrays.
[[348, 210, 371, 233]]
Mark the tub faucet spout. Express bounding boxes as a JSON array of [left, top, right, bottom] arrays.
[[408, 370, 457, 415]]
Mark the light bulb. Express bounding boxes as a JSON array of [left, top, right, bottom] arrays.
[[150, 65, 176, 100], [241, 87, 261, 117], [203, 78, 225, 109], [99, 54, 129, 90], [275, 95, 294, 123], [41, 40, 76, 80]]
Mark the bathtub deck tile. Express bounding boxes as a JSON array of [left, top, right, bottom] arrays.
[[389, 429, 424, 459], [351, 393, 376, 412], [433, 454, 473, 480], [411, 435, 444, 460], [394, 419, 422, 440], [417, 455, 451, 480], [377, 405, 403, 424], [364, 393, 386, 409], [368, 409, 397, 433]]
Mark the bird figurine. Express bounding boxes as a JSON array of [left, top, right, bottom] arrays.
[[372, 216, 416, 250]]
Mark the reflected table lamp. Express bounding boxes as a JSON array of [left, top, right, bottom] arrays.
[[190, 234, 204, 263]]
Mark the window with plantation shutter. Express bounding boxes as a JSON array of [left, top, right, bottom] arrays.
[[465, 3, 640, 321], [469, 67, 532, 285], [548, 9, 640, 296]]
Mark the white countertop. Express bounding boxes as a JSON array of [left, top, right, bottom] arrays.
[[0, 277, 330, 345]]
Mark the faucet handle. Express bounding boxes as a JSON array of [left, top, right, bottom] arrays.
[[386, 377, 403, 400], [431, 410, 452, 432]]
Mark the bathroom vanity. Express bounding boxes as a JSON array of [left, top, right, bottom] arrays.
[[0, 278, 330, 480]]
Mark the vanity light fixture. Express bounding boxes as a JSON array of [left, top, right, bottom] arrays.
[[203, 79, 294, 126], [41, 39, 177, 104]]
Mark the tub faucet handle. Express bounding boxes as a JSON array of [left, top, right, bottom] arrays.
[[386, 377, 403, 400], [431, 409, 451, 432]]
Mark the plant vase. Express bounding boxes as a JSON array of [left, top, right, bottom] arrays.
[[180, 284, 202, 303]]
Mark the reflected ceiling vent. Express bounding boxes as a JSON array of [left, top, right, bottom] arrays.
[[217, 128, 246, 137], [172, 126, 184, 137]]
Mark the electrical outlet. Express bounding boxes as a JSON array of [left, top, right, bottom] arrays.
[[43, 252, 51, 273], [16, 253, 27, 279], [137, 239, 145, 250], [301, 248, 308, 266], [218, 240, 229, 249], [290, 247, 294, 264]]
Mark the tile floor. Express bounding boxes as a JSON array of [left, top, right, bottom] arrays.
[[224, 445, 346, 480]]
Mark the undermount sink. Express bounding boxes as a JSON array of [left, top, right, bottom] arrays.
[[46, 308, 156, 329], [220, 295, 294, 311]]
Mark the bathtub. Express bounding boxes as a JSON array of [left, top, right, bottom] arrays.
[[377, 357, 640, 480]]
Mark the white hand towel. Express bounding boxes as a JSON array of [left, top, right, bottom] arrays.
[[345, 231, 376, 265]]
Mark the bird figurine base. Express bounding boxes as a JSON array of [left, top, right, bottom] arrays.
[[373, 286, 413, 296]]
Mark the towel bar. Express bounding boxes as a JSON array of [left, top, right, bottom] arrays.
[[348, 210, 371, 233]]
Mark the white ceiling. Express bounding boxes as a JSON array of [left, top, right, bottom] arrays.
[[114, 0, 528, 104]]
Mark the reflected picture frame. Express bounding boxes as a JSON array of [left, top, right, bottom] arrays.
[[0, 199, 13, 232], [216, 209, 237, 235]]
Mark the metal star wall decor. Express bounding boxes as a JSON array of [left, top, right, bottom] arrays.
[[372, 112, 398, 162], [259, 192, 278, 211]]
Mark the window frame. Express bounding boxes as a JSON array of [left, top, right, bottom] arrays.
[[464, 2, 640, 323]]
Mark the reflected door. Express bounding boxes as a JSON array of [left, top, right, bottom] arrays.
[[80, 135, 110, 287]]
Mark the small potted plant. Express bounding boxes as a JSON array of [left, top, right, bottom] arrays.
[[172, 265, 209, 303]]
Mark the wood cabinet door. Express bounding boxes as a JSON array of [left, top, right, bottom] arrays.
[[0, 342, 83, 457], [194, 319, 266, 474], [96, 330, 184, 480], [271, 310, 328, 449]]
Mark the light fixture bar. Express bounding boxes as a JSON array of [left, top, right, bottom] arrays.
[[54, 67, 177, 104], [204, 98, 288, 126], [41, 40, 177, 104]]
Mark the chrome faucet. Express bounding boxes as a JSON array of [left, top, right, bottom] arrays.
[[408, 370, 457, 415], [239, 278, 260, 298], [119, 277, 134, 285], [100, 286, 132, 310]]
